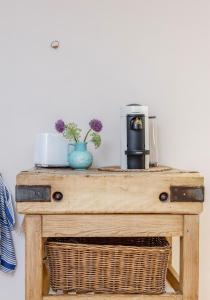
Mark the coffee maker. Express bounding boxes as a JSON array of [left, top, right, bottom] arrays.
[[120, 104, 149, 169]]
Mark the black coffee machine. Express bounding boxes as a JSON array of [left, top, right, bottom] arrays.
[[120, 104, 150, 169]]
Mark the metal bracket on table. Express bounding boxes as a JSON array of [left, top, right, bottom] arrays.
[[16, 185, 51, 202], [170, 186, 204, 202]]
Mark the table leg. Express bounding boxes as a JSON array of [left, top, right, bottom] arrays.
[[43, 238, 50, 296], [167, 237, 173, 266], [25, 215, 42, 300], [180, 215, 199, 300]]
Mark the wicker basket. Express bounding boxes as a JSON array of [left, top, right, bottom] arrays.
[[46, 237, 170, 295]]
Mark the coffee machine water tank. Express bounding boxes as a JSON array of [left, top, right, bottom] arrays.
[[120, 104, 149, 169]]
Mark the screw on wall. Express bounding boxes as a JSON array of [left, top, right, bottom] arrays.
[[51, 40, 60, 49]]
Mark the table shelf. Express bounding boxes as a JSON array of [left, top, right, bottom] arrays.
[[43, 292, 182, 300]]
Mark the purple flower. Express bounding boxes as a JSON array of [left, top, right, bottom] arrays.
[[55, 119, 65, 133], [89, 119, 103, 132]]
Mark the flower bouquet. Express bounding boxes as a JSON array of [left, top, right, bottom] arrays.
[[55, 119, 103, 169]]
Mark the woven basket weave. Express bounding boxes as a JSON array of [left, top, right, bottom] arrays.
[[46, 237, 170, 295]]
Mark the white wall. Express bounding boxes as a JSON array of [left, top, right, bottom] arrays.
[[0, 0, 210, 299]]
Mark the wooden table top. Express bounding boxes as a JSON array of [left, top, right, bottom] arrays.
[[16, 165, 204, 215], [17, 165, 201, 178]]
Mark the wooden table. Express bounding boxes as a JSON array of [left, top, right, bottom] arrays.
[[16, 167, 204, 300]]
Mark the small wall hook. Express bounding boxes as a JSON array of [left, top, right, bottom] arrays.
[[51, 40, 60, 49]]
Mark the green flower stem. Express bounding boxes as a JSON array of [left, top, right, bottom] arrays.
[[84, 128, 92, 142]]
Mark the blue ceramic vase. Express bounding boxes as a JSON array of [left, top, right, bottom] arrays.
[[68, 142, 93, 170]]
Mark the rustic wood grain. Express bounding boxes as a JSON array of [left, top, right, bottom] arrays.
[[166, 237, 172, 266], [19, 167, 202, 300], [42, 214, 183, 237], [16, 168, 204, 214], [43, 238, 49, 296], [25, 215, 42, 300], [180, 215, 199, 300], [98, 165, 172, 172], [167, 265, 180, 292], [43, 293, 182, 300]]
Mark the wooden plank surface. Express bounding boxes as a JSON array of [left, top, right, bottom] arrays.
[[25, 215, 42, 300], [180, 215, 199, 300], [43, 294, 182, 300], [42, 214, 183, 237], [96, 166, 172, 172], [43, 238, 50, 296], [17, 166, 199, 176], [166, 237, 172, 265], [167, 266, 180, 292], [16, 170, 204, 214]]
